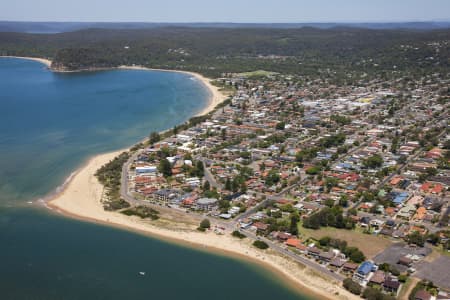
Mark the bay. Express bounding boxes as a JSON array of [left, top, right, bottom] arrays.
[[0, 58, 309, 300]]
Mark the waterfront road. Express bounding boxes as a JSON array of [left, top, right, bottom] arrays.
[[242, 229, 345, 282], [120, 151, 345, 283]]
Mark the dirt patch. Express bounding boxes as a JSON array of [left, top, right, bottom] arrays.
[[423, 248, 440, 262], [299, 226, 392, 258], [398, 277, 419, 300]]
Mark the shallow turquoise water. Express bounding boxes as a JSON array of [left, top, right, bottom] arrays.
[[0, 58, 209, 205], [0, 58, 310, 300]]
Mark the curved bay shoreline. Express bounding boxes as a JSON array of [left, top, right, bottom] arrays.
[[2, 56, 358, 300]]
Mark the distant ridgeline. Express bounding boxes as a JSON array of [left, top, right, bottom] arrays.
[[1, 27, 449, 79]]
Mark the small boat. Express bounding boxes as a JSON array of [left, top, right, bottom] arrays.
[[139, 271, 145, 276]]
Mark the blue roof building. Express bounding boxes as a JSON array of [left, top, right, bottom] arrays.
[[393, 192, 409, 204], [337, 162, 353, 170], [357, 261, 374, 276]]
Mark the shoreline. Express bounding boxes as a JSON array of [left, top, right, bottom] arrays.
[[6, 56, 356, 300], [116, 65, 227, 117], [0, 56, 226, 118], [0, 55, 52, 67]]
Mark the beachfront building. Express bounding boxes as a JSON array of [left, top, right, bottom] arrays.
[[153, 189, 181, 204], [196, 197, 219, 211], [135, 165, 157, 174]]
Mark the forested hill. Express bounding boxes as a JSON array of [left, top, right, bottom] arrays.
[[1, 21, 450, 33], [0, 27, 449, 79]]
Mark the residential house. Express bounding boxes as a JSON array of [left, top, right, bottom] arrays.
[[329, 258, 346, 269], [307, 247, 321, 258], [252, 222, 269, 234], [398, 256, 413, 267], [318, 251, 335, 263], [413, 207, 427, 221], [342, 262, 359, 273], [415, 290, 432, 300], [285, 238, 301, 248], [353, 261, 375, 283], [396, 204, 416, 220], [369, 270, 386, 286], [437, 291, 450, 300], [383, 276, 401, 293]]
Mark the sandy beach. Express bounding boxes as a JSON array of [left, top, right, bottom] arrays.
[[0, 57, 226, 118], [117, 65, 227, 117], [47, 148, 357, 300], [5, 56, 357, 299], [1, 55, 52, 67]]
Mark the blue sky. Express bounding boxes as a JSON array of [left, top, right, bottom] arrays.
[[2, 0, 450, 22]]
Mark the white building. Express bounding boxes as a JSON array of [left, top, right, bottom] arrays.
[[196, 198, 218, 211]]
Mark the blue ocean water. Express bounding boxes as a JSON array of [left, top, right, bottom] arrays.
[[0, 58, 310, 300], [0, 58, 209, 205]]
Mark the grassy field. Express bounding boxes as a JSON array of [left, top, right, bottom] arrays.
[[432, 245, 450, 258], [236, 70, 278, 78], [298, 226, 393, 259]]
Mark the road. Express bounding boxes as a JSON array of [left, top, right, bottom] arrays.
[[120, 151, 205, 221], [119, 152, 348, 283], [242, 229, 345, 282], [330, 135, 375, 170], [236, 171, 310, 222], [376, 148, 423, 190], [118, 132, 389, 284], [197, 157, 223, 190], [357, 210, 443, 233], [347, 128, 446, 213]]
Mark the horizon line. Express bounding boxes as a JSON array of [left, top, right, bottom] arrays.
[[1, 20, 450, 24]]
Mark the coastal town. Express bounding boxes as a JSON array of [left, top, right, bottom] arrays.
[[88, 67, 450, 300], [2, 0, 450, 298]]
